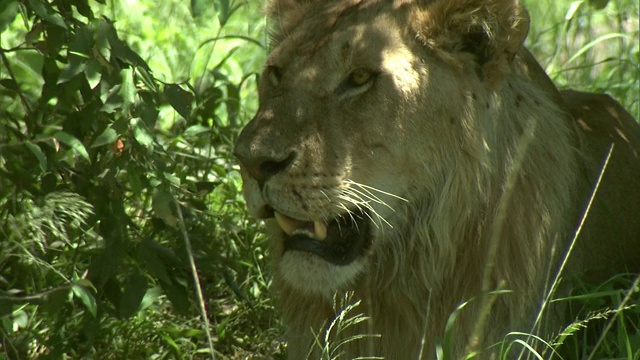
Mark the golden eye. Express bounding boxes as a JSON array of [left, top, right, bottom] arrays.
[[348, 68, 373, 87]]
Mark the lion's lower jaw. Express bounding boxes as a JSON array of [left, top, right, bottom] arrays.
[[278, 251, 367, 297]]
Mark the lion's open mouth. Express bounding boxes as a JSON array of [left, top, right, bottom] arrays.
[[273, 209, 372, 266]]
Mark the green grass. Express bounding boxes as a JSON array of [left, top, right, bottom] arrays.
[[525, 0, 639, 118]]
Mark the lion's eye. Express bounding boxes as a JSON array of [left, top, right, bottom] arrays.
[[266, 65, 282, 87], [347, 68, 374, 87]]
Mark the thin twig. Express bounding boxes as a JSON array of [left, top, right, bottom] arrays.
[[530, 143, 614, 333], [174, 198, 216, 359], [0, 285, 72, 302]]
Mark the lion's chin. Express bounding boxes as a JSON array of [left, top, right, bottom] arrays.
[[272, 207, 373, 294], [279, 251, 368, 296]]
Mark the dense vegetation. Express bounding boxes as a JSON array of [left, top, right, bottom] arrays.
[[0, 0, 637, 359]]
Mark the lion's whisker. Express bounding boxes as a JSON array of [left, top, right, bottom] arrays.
[[337, 192, 372, 231], [345, 179, 408, 202], [338, 189, 392, 230], [342, 180, 407, 224], [343, 185, 384, 206], [339, 192, 376, 229]]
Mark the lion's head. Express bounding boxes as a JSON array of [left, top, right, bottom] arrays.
[[235, 0, 560, 294], [234, 0, 640, 358]]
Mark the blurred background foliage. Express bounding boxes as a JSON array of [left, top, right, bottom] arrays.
[[0, 0, 637, 359], [0, 0, 276, 358]]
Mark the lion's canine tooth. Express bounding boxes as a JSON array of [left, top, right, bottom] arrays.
[[274, 212, 297, 236], [275, 212, 327, 240], [314, 220, 327, 240]]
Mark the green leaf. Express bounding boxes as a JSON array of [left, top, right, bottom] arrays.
[[564, 33, 629, 67], [0, 1, 19, 34], [127, 166, 144, 193], [54, 131, 91, 162], [104, 20, 150, 71], [69, 24, 94, 57], [440, 299, 471, 358], [85, 59, 102, 89], [140, 286, 162, 311], [73, 0, 94, 19], [120, 274, 148, 318], [45, 24, 66, 55], [74, 279, 97, 292], [183, 124, 210, 138], [190, 0, 208, 17], [12, 309, 28, 329], [28, 0, 68, 29], [152, 189, 177, 227], [91, 127, 118, 148], [57, 59, 86, 84], [0, 299, 11, 317], [25, 142, 47, 171], [565, 1, 583, 22], [136, 67, 157, 92], [137, 240, 170, 283], [72, 282, 97, 317], [194, 181, 219, 195], [41, 58, 60, 103], [119, 68, 136, 108], [0, 78, 19, 92], [100, 83, 122, 112], [138, 99, 160, 127], [92, 19, 111, 60], [130, 118, 154, 149], [162, 279, 190, 315], [25, 23, 44, 45], [588, 0, 609, 10], [163, 172, 180, 186], [164, 84, 193, 119], [161, 334, 181, 354], [214, 0, 230, 27]]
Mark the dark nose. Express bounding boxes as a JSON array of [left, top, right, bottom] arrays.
[[235, 151, 296, 185]]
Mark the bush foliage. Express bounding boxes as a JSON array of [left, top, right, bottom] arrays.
[[1, 0, 275, 358]]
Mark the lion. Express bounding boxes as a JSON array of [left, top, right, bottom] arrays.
[[233, 0, 640, 358]]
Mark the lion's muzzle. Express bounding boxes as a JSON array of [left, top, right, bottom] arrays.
[[234, 118, 373, 267]]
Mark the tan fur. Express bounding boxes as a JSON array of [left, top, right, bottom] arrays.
[[234, 0, 640, 358]]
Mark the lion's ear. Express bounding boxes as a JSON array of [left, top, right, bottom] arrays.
[[266, 0, 324, 45], [412, 0, 529, 83], [266, 0, 312, 44], [266, 0, 307, 22]]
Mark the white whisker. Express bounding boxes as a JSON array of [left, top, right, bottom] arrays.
[[345, 180, 408, 202], [339, 188, 393, 229]]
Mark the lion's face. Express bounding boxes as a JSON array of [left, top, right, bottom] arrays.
[[234, 4, 492, 295]]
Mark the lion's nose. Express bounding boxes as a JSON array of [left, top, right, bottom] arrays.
[[234, 150, 296, 185], [234, 108, 297, 184]]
